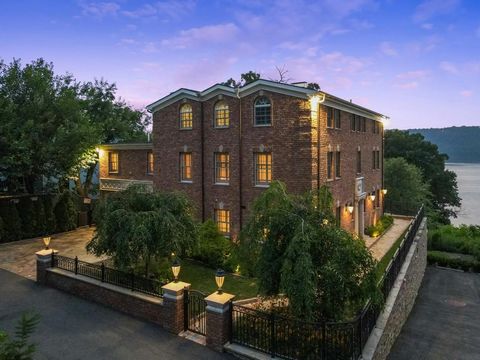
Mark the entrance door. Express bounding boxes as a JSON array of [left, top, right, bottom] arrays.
[[356, 199, 365, 238]]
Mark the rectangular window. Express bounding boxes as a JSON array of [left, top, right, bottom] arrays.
[[350, 114, 355, 131], [327, 107, 334, 128], [255, 152, 272, 186], [355, 115, 361, 132], [372, 150, 376, 170], [335, 151, 341, 178], [215, 209, 230, 235], [327, 151, 334, 180], [180, 152, 192, 182], [108, 152, 119, 173], [334, 109, 341, 129], [376, 150, 381, 169], [362, 117, 366, 132], [214, 152, 230, 184], [356, 150, 362, 174], [147, 152, 154, 174]]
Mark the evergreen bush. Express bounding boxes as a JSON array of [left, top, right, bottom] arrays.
[[0, 200, 22, 242], [54, 191, 78, 232], [17, 197, 36, 239], [43, 195, 56, 234], [193, 220, 230, 269], [33, 198, 47, 236]]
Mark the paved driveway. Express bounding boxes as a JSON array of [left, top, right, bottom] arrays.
[[389, 267, 480, 359], [0, 269, 231, 360], [0, 227, 103, 279]]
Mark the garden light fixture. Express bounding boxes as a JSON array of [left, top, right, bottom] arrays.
[[346, 203, 354, 214], [369, 193, 376, 202], [43, 237, 51, 250], [382, 189, 388, 195], [171, 259, 181, 283], [215, 269, 225, 294]]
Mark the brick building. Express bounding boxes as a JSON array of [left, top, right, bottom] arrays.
[[144, 79, 387, 239], [98, 143, 154, 193]]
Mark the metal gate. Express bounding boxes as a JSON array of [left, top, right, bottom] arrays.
[[184, 289, 207, 335]]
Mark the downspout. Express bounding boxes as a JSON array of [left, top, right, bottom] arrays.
[[200, 101, 205, 222], [236, 87, 243, 231], [312, 93, 326, 190]]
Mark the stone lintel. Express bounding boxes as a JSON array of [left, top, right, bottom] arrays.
[[205, 292, 235, 314]]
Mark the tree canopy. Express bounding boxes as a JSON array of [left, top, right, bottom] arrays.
[[240, 181, 378, 321], [87, 185, 197, 276], [385, 130, 460, 223], [0, 58, 150, 195]]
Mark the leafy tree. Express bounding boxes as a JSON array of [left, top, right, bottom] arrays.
[[222, 71, 261, 88], [0, 312, 40, 360], [43, 195, 56, 234], [33, 198, 47, 236], [384, 158, 431, 216], [307, 82, 320, 90], [87, 185, 197, 276], [193, 220, 230, 269], [0, 58, 97, 193], [385, 130, 460, 223], [54, 191, 78, 232], [17, 198, 36, 239], [240, 181, 378, 321], [0, 201, 22, 242]]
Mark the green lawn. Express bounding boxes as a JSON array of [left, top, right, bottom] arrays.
[[180, 259, 259, 299], [375, 230, 408, 282]]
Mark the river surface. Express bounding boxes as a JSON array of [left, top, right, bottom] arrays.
[[446, 163, 480, 226]]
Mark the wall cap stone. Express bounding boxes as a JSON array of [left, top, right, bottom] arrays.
[[205, 292, 235, 314], [36, 249, 57, 261], [162, 281, 191, 300]]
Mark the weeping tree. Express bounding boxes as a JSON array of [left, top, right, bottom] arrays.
[[240, 181, 379, 321], [87, 185, 197, 276]]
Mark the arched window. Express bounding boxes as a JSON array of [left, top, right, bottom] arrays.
[[254, 97, 271, 126], [179, 104, 193, 129], [214, 101, 229, 128]]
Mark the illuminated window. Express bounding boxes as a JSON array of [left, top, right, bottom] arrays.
[[179, 104, 193, 129], [215, 209, 230, 235], [334, 109, 341, 129], [254, 97, 271, 126], [214, 152, 230, 184], [327, 107, 334, 128], [255, 152, 272, 186], [108, 152, 119, 173], [327, 151, 334, 180], [180, 152, 192, 181], [147, 152, 154, 174], [335, 151, 341, 178], [356, 149, 362, 173], [214, 101, 229, 128]]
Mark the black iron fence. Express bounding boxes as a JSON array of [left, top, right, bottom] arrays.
[[230, 206, 425, 359], [52, 254, 165, 298]]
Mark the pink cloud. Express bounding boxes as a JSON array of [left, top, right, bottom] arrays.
[[413, 0, 460, 23], [79, 1, 120, 17], [460, 90, 473, 97], [161, 23, 239, 49], [439, 61, 459, 75], [379, 41, 397, 57]]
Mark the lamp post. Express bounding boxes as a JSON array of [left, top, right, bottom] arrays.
[[43, 237, 51, 250], [171, 259, 181, 283], [215, 269, 225, 294]]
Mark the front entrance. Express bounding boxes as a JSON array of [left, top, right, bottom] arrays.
[[184, 289, 207, 335]]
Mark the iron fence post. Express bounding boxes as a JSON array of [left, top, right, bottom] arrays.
[[51, 251, 55, 268], [228, 301, 233, 343], [270, 312, 276, 357], [183, 289, 189, 331], [322, 322, 326, 360], [74, 256, 78, 275], [101, 263, 105, 282]]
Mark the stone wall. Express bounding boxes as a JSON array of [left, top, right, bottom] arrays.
[[362, 219, 428, 360]]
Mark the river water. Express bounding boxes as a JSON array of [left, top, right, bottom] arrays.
[[446, 163, 480, 226]]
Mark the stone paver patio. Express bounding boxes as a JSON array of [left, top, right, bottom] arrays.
[[0, 226, 104, 280], [365, 217, 412, 261]]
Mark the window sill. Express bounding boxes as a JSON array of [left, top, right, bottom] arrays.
[[214, 126, 230, 129], [253, 124, 272, 128], [108, 172, 119, 175], [179, 128, 193, 131], [180, 180, 193, 184], [335, 177, 342, 180], [214, 182, 230, 186], [326, 178, 334, 182], [254, 184, 270, 188]]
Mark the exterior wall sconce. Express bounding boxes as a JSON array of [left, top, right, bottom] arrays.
[[382, 189, 388, 195], [171, 259, 181, 283], [346, 203, 354, 214], [43, 237, 51, 250], [215, 269, 225, 294], [369, 193, 376, 202]]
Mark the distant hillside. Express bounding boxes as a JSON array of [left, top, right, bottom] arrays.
[[408, 126, 480, 163]]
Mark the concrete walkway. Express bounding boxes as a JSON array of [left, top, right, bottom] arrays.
[[389, 267, 480, 359], [0, 269, 231, 360], [0, 227, 104, 280], [366, 217, 412, 261]]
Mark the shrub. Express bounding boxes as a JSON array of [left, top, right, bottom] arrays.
[[366, 215, 394, 237], [17, 197, 36, 239], [0, 312, 40, 360], [43, 195, 56, 234], [0, 200, 22, 242], [193, 220, 230, 269], [54, 191, 78, 232], [33, 198, 47, 236], [427, 250, 480, 272], [428, 225, 480, 260]]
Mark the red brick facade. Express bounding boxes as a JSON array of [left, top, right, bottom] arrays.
[[150, 81, 385, 238]]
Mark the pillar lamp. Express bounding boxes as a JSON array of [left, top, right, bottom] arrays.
[[43, 236, 51, 250], [382, 189, 388, 195], [346, 203, 354, 214], [215, 269, 226, 294], [369, 192, 376, 202], [171, 259, 181, 283]]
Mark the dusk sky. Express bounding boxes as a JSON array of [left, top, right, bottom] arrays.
[[1, 0, 479, 129]]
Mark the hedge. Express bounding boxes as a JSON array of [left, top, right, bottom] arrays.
[[427, 250, 480, 272], [0, 200, 22, 242], [428, 225, 480, 261]]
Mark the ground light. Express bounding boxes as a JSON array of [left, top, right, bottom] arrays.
[[171, 259, 181, 283], [215, 269, 225, 294]]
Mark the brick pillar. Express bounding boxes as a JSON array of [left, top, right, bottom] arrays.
[[161, 281, 190, 334], [35, 249, 57, 284], [205, 291, 235, 352]]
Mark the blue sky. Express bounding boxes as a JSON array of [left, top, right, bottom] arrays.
[[1, 0, 479, 129]]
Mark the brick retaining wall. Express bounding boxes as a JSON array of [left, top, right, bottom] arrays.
[[362, 219, 428, 360]]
